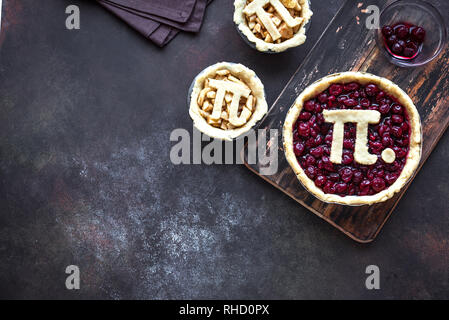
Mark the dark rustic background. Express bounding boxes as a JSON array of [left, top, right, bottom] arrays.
[[0, 0, 448, 299]]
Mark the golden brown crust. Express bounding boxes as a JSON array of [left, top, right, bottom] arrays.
[[283, 72, 422, 206]]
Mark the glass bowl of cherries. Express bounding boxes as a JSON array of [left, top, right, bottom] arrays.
[[376, 0, 446, 67]]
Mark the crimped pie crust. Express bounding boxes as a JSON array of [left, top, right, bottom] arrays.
[[283, 72, 422, 206], [189, 62, 268, 141], [233, 0, 313, 53]]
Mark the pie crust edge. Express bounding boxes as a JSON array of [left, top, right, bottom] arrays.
[[282, 72, 422, 206], [189, 62, 268, 141], [233, 0, 313, 53]]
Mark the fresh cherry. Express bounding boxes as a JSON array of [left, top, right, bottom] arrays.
[[329, 84, 343, 96], [318, 93, 328, 103], [294, 142, 305, 156], [412, 27, 426, 42], [372, 177, 386, 192], [381, 22, 426, 60], [315, 175, 327, 187], [392, 43, 403, 55], [387, 35, 398, 45], [382, 26, 393, 37], [391, 104, 403, 114], [396, 25, 409, 39], [365, 84, 379, 96], [379, 103, 391, 114], [403, 47, 415, 57]]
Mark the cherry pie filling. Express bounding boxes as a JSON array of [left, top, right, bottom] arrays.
[[292, 82, 411, 197]]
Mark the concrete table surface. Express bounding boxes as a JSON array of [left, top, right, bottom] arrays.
[[0, 0, 448, 299]]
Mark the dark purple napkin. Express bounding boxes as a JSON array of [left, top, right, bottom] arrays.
[[101, 0, 207, 32], [98, 0, 213, 47], [104, 0, 197, 23]]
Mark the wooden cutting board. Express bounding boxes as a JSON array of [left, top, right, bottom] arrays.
[[242, 0, 449, 243]]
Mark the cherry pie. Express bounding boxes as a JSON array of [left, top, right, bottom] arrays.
[[234, 0, 313, 52], [283, 72, 422, 205], [189, 62, 268, 141]]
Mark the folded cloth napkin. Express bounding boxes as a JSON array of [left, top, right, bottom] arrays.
[[100, 0, 206, 32], [98, 0, 213, 47], [103, 0, 197, 23]]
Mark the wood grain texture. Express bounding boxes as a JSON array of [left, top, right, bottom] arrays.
[[243, 0, 449, 243]]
